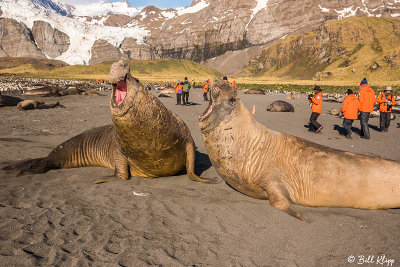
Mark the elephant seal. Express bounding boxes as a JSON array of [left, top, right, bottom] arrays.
[[158, 88, 175, 95], [244, 89, 265, 95], [16, 100, 64, 110], [198, 77, 400, 221], [23, 87, 58, 96], [58, 87, 83, 96], [158, 93, 172, 98], [0, 94, 23, 107], [329, 108, 340, 116], [267, 100, 294, 112], [5, 61, 212, 184]]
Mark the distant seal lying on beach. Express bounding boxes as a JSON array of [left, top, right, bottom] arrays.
[[266, 100, 294, 112], [0, 94, 23, 107], [16, 100, 64, 110], [4, 61, 213, 183], [198, 77, 400, 221], [158, 88, 175, 95], [244, 89, 265, 95]]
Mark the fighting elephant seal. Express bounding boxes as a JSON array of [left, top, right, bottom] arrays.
[[199, 77, 400, 221], [267, 100, 294, 112], [4, 61, 212, 183]]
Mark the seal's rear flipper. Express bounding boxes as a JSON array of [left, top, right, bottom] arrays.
[[263, 181, 306, 222], [2, 158, 58, 176]]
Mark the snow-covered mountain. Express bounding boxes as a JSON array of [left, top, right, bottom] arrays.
[[0, 0, 148, 64], [61, 0, 141, 17], [0, 0, 400, 71]]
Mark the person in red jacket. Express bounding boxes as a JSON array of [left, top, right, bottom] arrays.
[[376, 86, 396, 132], [308, 85, 324, 133], [340, 89, 360, 139], [358, 78, 376, 139]]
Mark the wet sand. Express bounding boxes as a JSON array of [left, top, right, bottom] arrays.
[[0, 87, 399, 266]]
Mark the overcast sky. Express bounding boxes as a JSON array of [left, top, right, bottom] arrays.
[[57, 0, 192, 9]]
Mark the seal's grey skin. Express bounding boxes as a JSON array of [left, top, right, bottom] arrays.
[[0, 95, 23, 107], [199, 77, 400, 221], [267, 100, 294, 112]]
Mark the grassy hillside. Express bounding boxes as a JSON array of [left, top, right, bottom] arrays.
[[242, 17, 400, 85], [0, 58, 222, 83]]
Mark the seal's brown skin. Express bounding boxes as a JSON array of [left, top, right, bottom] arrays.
[[0, 95, 23, 107], [199, 77, 400, 221], [16, 100, 64, 110], [267, 100, 294, 112], [5, 74, 210, 183]]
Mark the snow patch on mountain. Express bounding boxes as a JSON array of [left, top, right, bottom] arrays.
[[245, 0, 269, 30], [0, 0, 148, 65], [67, 1, 141, 17], [176, 0, 209, 16]]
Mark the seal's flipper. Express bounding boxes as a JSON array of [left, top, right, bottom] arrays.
[[185, 142, 218, 183], [94, 176, 115, 184], [3, 158, 58, 176], [114, 150, 130, 180], [263, 181, 306, 222]]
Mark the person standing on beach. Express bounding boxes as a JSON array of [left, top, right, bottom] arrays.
[[358, 78, 376, 139], [308, 85, 324, 133], [175, 80, 183, 105], [340, 89, 360, 139], [202, 79, 210, 101], [182, 77, 191, 106], [376, 86, 396, 132]]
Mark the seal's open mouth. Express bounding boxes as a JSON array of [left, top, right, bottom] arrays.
[[113, 82, 127, 106], [199, 104, 214, 122]]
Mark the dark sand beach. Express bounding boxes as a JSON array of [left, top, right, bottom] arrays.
[[0, 87, 399, 266]]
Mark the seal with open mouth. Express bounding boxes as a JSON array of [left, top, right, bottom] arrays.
[[4, 61, 211, 183], [199, 77, 400, 221]]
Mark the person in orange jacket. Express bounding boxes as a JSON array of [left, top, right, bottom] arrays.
[[376, 86, 396, 132], [231, 80, 237, 88], [358, 78, 376, 139], [202, 79, 210, 101], [175, 80, 183, 105], [340, 89, 360, 139], [308, 85, 324, 133]]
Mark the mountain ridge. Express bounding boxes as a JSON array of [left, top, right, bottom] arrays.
[[0, 0, 399, 72]]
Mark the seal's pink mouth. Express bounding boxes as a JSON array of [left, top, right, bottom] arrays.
[[114, 81, 128, 106], [199, 104, 214, 122], [115, 89, 127, 105]]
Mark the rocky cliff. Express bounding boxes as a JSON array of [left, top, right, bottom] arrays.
[[0, 18, 45, 59], [32, 21, 70, 58], [89, 39, 128, 65]]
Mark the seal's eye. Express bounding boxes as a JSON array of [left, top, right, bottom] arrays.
[[229, 98, 236, 106]]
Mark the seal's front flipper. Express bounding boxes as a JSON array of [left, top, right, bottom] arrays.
[[114, 150, 130, 180], [263, 181, 306, 222], [185, 142, 218, 183]]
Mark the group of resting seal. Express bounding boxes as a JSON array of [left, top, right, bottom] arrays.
[[4, 63, 400, 221]]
